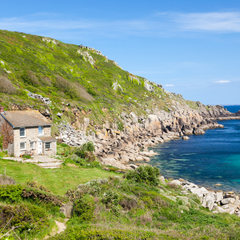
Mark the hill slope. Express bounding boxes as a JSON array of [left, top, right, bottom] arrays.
[[0, 30, 199, 132]]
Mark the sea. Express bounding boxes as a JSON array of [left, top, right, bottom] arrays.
[[149, 105, 240, 192]]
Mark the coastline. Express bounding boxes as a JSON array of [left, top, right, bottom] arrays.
[[59, 104, 240, 216]]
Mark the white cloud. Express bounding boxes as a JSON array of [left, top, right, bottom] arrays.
[[175, 12, 240, 32], [1, 11, 240, 41], [165, 84, 174, 87], [213, 80, 231, 84]]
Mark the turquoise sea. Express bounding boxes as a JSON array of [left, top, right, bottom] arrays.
[[150, 105, 240, 192]]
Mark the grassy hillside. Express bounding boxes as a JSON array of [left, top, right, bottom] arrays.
[[0, 30, 186, 132], [1, 162, 240, 239]]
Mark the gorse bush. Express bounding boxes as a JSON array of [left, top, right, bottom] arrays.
[[0, 76, 17, 94], [0, 184, 23, 203], [0, 203, 50, 237], [73, 194, 95, 221], [124, 165, 160, 186], [75, 141, 95, 160]]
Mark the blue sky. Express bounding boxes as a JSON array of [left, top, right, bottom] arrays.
[[1, 0, 240, 105]]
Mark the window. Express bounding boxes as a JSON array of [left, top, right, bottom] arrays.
[[45, 142, 51, 149], [38, 126, 43, 135], [20, 128, 25, 137], [30, 141, 35, 149], [20, 142, 26, 150]]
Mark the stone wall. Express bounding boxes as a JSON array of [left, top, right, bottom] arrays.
[[14, 127, 39, 157], [43, 141, 56, 156]]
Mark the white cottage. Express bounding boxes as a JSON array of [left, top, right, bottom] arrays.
[[0, 107, 56, 157]]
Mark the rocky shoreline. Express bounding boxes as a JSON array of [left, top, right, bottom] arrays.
[[166, 177, 240, 216], [57, 103, 240, 216], [58, 104, 238, 170]]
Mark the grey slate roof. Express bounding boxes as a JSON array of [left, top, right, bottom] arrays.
[[38, 136, 56, 142], [1, 110, 51, 128]]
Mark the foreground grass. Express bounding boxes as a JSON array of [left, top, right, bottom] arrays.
[[0, 159, 119, 195]]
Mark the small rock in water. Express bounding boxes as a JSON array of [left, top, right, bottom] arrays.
[[215, 183, 222, 186]]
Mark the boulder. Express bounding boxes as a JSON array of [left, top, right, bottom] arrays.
[[60, 203, 73, 218], [215, 191, 223, 203], [183, 129, 193, 135], [145, 115, 161, 131], [129, 112, 138, 124], [129, 164, 138, 170], [221, 198, 235, 205], [159, 176, 166, 185], [0, 175, 15, 185], [182, 136, 190, 140], [83, 118, 90, 132], [170, 180, 181, 186], [193, 128, 205, 135]]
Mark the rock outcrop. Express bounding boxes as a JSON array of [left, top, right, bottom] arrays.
[[170, 178, 240, 216]]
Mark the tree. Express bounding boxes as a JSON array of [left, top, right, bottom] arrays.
[[0, 121, 13, 150]]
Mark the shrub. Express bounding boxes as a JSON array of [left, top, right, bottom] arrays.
[[87, 87, 97, 96], [26, 180, 51, 193], [124, 165, 160, 186], [21, 71, 40, 86], [75, 141, 95, 159], [0, 76, 17, 94], [0, 184, 23, 203], [22, 187, 64, 206], [61, 143, 69, 147], [0, 203, 49, 236], [119, 196, 138, 210], [101, 190, 120, 207], [73, 194, 95, 221], [22, 154, 31, 159]]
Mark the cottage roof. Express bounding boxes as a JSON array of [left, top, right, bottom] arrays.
[[38, 136, 56, 142], [1, 110, 51, 128]]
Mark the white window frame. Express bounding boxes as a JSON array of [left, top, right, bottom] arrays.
[[20, 128, 26, 137], [45, 142, 51, 150], [38, 126, 44, 136], [20, 142, 26, 150], [30, 141, 35, 150]]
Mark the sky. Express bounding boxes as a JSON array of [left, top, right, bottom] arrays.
[[0, 0, 240, 105]]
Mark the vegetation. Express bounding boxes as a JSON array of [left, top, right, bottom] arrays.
[[0, 30, 189, 134], [0, 156, 240, 239], [0, 30, 238, 239]]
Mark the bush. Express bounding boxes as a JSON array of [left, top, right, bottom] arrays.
[[73, 194, 95, 221], [0, 203, 49, 236], [75, 141, 95, 160], [0, 184, 23, 203], [22, 187, 64, 206], [101, 189, 120, 207], [124, 165, 160, 186], [0, 76, 17, 94], [21, 71, 40, 86]]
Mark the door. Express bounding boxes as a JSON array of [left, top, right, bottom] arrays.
[[38, 141, 43, 154]]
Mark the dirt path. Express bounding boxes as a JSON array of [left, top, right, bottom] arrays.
[[44, 219, 67, 239], [55, 220, 67, 234]]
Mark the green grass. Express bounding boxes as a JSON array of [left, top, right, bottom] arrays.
[[0, 159, 119, 195]]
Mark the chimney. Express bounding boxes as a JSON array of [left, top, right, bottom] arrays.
[[0, 106, 4, 115]]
